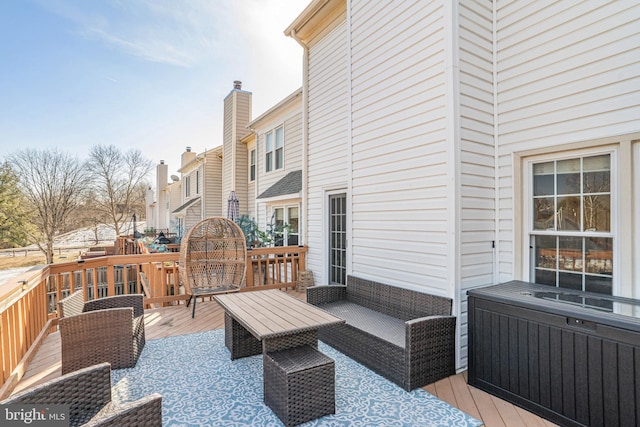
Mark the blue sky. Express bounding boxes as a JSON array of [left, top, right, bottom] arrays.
[[0, 0, 304, 174]]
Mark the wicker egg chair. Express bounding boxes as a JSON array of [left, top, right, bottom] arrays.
[[179, 217, 247, 318]]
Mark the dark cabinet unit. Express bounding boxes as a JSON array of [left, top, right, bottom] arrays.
[[467, 281, 640, 427]]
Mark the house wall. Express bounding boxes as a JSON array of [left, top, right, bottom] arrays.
[[254, 109, 303, 229], [306, 16, 349, 284], [494, 1, 640, 297], [222, 88, 252, 216], [457, 0, 495, 369], [349, 0, 450, 295], [167, 182, 182, 234], [203, 152, 223, 218], [245, 137, 256, 219]]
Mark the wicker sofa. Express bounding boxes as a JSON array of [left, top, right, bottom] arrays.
[[2, 363, 161, 426], [58, 291, 146, 375], [307, 275, 456, 391]]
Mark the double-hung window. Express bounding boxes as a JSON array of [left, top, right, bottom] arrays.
[[272, 205, 299, 246], [529, 152, 613, 295], [184, 175, 191, 197], [250, 149, 256, 181], [265, 126, 284, 173]]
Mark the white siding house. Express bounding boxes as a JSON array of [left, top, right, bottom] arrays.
[[248, 88, 303, 246], [286, 0, 640, 371]]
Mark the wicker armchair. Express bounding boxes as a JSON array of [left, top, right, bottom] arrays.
[[179, 217, 247, 318], [58, 291, 146, 375], [1, 363, 162, 427]]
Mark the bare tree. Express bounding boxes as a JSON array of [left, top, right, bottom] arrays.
[[10, 149, 87, 263], [87, 145, 153, 236]]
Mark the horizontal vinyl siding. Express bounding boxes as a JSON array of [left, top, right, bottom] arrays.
[[234, 93, 251, 214], [457, 0, 495, 369], [496, 0, 640, 280], [307, 19, 349, 284], [204, 158, 222, 218], [350, 0, 449, 295], [254, 111, 303, 227], [222, 95, 234, 202]]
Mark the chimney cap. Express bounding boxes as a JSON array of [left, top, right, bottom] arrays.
[[233, 80, 242, 90], [160, 160, 165, 164], [186, 146, 191, 152]]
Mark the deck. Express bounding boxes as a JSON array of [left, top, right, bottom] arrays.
[[14, 290, 556, 427]]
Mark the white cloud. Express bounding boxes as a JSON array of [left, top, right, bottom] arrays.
[[39, 0, 239, 67]]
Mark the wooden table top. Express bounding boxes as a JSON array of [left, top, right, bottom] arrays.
[[215, 290, 344, 339]]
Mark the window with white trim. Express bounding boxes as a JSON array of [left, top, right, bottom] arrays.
[[195, 170, 200, 194], [184, 175, 191, 197], [265, 126, 283, 173], [250, 149, 256, 181], [271, 205, 299, 246], [529, 153, 613, 296]]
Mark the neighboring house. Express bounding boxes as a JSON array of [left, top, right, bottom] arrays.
[[147, 160, 182, 235], [285, 0, 640, 371], [173, 145, 224, 234], [222, 81, 252, 217], [248, 88, 303, 246], [149, 82, 253, 238]]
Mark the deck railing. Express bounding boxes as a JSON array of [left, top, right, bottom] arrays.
[[0, 245, 307, 397]]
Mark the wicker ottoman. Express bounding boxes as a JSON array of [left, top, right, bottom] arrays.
[[264, 345, 335, 427]]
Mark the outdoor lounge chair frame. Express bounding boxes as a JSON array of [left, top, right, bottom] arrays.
[[1, 363, 162, 426], [179, 217, 247, 318], [58, 291, 146, 375]]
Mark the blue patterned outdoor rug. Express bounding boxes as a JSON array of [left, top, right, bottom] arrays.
[[111, 330, 483, 426]]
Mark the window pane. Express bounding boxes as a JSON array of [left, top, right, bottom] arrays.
[[559, 271, 582, 290], [557, 159, 581, 195], [533, 162, 554, 196], [265, 152, 272, 172], [534, 197, 555, 230], [288, 207, 299, 233], [275, 148, 283, 169], [583, 170, 610, 193], [583, 194, 610, 231], [275, 127, 283, 148], [585, 237, 612, 275], [584, 275, 612, 295], [559, 236, 583, 272], [557, 196, 580, 230], [265, 132, 273, 152], [535, 235, 556, 269], [583, 154, 610, 173], [535, 269, 556, 286]]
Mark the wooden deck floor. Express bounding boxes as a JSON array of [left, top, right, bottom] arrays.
[[15, 290, 556, 427]]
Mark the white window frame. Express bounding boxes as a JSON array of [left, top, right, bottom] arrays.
[[249, 149, 256, 182], [270, 204, 299, 246], [522, 146, 618, 295], [264, 126, 284, 173], [195, 170, 200, 195], [184, 175, 191, 198]]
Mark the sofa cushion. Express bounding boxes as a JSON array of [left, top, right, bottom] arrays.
[[317, 301, 405, 348]]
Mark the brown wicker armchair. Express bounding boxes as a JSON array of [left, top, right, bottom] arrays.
[[58, 291, 146, 375], [179, 217, 247, 318], [1, 363, 162, 427]]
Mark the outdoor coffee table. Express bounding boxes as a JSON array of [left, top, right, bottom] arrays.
[[214, 290, 345, 358]]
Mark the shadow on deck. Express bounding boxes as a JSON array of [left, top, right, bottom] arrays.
[[14, 290, 556, 427]]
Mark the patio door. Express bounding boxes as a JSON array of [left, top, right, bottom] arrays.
[[328, 193, 347, 285]]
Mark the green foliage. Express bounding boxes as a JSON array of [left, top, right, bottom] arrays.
[[0, 162, 32, 248], [235, 215, 292, 248]]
